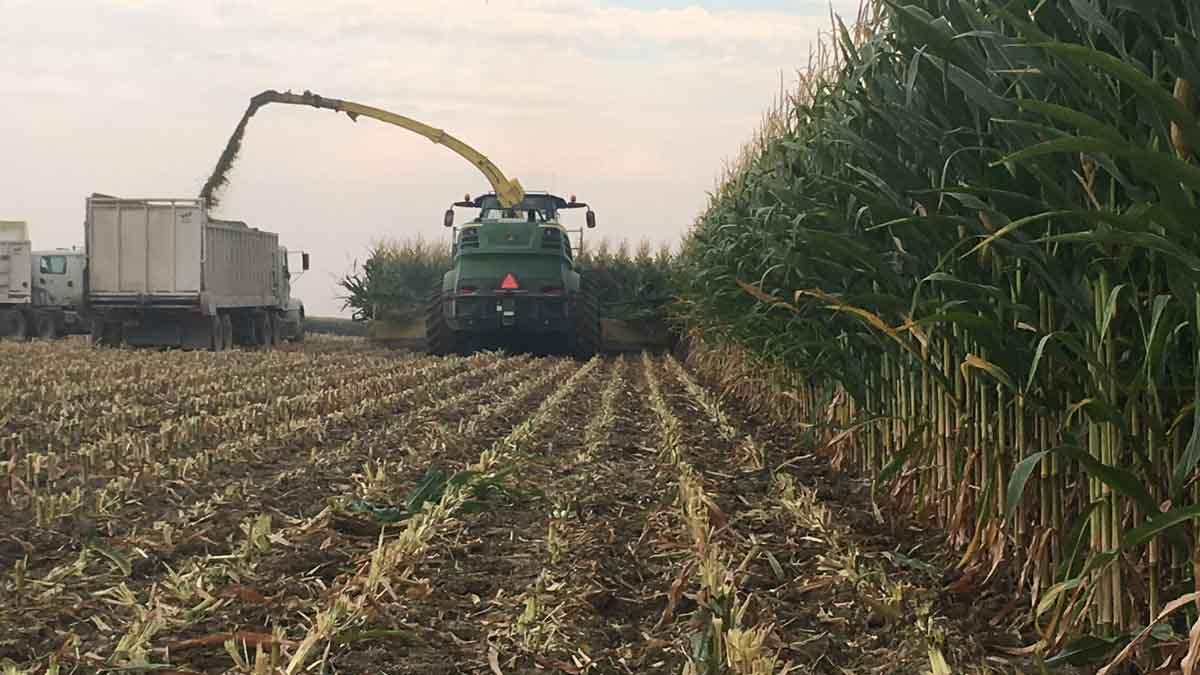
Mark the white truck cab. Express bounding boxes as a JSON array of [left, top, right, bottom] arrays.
[[0, 222, 89, 339], [32, 249, 86, 309]]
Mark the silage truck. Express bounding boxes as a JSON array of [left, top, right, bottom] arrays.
[[83, 196, 309, 350], [0, 220, 90, 339]]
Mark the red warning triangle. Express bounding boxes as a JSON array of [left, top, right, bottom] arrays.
[[500, 273, 519, 290]]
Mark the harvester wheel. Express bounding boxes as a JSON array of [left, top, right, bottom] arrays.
[[221, 314, 234, 350], [572, 278, 601, 360], [424, 287, 455, 355]]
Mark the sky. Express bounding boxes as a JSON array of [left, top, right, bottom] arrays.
[[1, 0, 862, 317]]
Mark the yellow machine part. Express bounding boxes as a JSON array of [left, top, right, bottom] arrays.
[[202, 89, 525, 208]]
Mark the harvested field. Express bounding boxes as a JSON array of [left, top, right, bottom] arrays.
[[1, 337, 1035, 673]]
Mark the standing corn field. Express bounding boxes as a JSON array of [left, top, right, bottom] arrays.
[[678, 0, 1200, 667]]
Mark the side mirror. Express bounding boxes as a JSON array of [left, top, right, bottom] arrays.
[[444, 209, 455, 228], [302, 252, 310, 271], [585, 209, 597, 229]]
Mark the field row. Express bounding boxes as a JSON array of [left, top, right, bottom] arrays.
[[0, 338, 1015, 673]]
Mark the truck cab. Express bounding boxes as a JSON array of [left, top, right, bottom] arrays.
[[32, 249, 85, 309], [276, 245, 309, 342]]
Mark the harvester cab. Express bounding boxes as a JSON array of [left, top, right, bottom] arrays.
[[426, 191, 600, 357]]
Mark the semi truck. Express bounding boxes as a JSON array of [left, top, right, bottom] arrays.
[[84, 196, 308, 350], [0, 220, 90, 339]]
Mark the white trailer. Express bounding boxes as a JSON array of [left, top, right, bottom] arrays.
[[0, 221, 89, 339], [84, 196, 308, 350]]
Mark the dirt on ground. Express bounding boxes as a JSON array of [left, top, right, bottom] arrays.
[[0, 337, 1048, 674]]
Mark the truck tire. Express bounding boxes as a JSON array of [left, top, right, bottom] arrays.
[[0, 309, 27, 341], [254, 314, 270, 348], [90, 320, 122, 348], [269, 314, 283, 347], [572, 278, 600, 360], [232, 315, 254, 347], [209, 315, 225, 352], [424, 286, 456, 355], [221, 314, 233, 351], [258, 312, 274, 348], [34, 311, 59, 340]]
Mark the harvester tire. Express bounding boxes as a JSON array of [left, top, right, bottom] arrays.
[[573, 279, 600, 360], [221, 314, 234, 350], [425, 287, 455, 355]]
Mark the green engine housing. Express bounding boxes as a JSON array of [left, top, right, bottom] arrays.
[[427, 192, 599, 357]]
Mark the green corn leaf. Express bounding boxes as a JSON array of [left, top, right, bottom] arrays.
[[1004, 450, 1049, 522], [1031, 41, 1200, 153], [996, 136, 1200, 194], [1037, 577, 1083, 618], [1039, 231, 1200, 274], [877, 423, 930, 485], [1057, 500, 1103, 581], [961, 354, 1015, 390], [1121, 503, 1200, 552], [1014, 98, 1125, 145], [1144, 295, 1176, 381], [1066, 397, 1125, 430], [1026, 332, 1056, 392], [1065, 0, 1124, 51], [1099, 284, 1126, 342], [1045, 634, 1123, 667], [1058, 447, 1156, 515]]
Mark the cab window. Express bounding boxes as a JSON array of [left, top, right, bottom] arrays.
[[39, 255, 67, 275]]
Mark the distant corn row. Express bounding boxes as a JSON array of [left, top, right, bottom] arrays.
[[339, 235, 674, 323], [678, 0, 1200, 664]]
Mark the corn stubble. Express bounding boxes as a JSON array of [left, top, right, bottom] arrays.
[[678, 0, 1200, 668]]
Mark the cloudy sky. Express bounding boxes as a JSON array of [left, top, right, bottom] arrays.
[[1, 0, 860, 316]]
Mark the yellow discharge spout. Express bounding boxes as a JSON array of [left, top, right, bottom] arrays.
[[200, 89, 525, 208]]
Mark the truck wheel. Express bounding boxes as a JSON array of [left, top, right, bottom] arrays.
[[0, 310, 27, 341], [90, 320, 121, 347], [209, 315, 225, 352], [252, 314, 266, 345], [254, 314, 270, 348], [269, 314, 283, 347], [221, 314, 234, 351], [572, 278, 600, 360], [34, 312, 59, 340], [424, 286, 456, 355], [105, 322, 123, 347], [232, 315, 253, 347]]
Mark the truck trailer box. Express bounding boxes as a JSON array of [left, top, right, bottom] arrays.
[[0, 221, 32, 306], [85, 197, 282, 314]]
